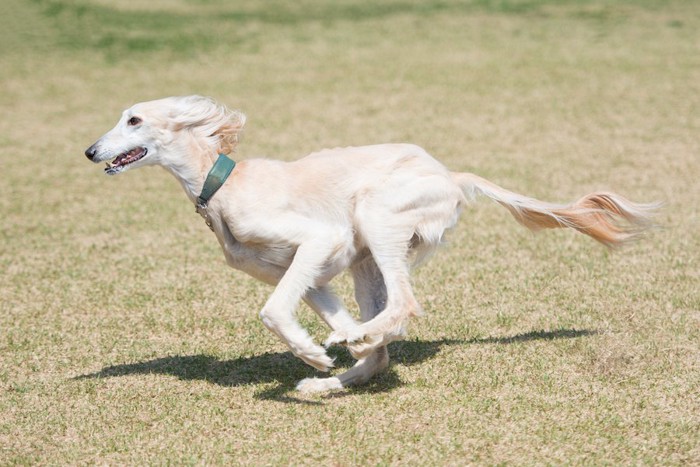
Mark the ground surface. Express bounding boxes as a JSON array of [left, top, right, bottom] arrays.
[[1, 0, 698, 464]]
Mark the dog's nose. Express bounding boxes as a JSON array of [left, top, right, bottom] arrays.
[[85, 145, 98, 161]]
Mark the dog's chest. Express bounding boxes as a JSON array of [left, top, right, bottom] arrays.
[[215, 225, 294, 285], [214, 220, 360, 287]]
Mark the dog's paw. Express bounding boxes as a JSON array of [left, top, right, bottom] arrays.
[[296, 377, 343, 393], [325, 327, 391, 359], [345, 334, 384, 359], [297, 347, 335, 372], [324, 327, 366, 348], [344, 324, 408, 359]]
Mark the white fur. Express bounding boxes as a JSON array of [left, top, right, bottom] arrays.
[[85, 95, 657, 393]]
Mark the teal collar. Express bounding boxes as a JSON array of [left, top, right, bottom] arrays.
[[195, 153, 235, 230], [197, 153, 236, 209]]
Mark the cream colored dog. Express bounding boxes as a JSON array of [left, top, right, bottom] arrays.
[[85, 95, 657, 392]]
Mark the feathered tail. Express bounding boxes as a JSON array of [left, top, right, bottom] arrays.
[[452, 172, 660, 248]]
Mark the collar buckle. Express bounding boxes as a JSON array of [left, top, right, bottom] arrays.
[[195, 201, 214, 231]]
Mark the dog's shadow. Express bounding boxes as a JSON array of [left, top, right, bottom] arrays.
[[73, 329, 597, 403]]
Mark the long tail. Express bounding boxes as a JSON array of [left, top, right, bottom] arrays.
[[452, 172, 660, 248]]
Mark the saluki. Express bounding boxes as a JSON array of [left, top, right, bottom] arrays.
[[85, 95, 657, 393]]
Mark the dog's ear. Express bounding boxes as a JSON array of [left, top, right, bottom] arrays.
[[212, 110, 246, 155], [171, 96, 246, 155]]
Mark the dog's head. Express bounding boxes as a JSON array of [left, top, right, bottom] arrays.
[[84, 95, 246, 175]]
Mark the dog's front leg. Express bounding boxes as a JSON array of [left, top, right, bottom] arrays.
[[258, 241, 341, 372]]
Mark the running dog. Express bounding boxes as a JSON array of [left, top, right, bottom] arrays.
[[85, 95, 657, 392]]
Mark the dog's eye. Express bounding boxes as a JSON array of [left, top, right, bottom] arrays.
[[127, 116, 142, 126]]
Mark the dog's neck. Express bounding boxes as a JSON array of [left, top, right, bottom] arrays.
[[161, 144, 223, 206]]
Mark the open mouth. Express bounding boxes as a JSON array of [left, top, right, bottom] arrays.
[[104, 147, 148, 175]]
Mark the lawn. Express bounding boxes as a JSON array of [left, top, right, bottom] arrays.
[[1, 0, 698, 464]]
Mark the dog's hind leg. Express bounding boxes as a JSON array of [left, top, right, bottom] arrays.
[[296, 256, 390, 393], [325, 222, 420, 358]]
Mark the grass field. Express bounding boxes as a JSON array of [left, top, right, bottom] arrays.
[[1, 0, 698, 464]]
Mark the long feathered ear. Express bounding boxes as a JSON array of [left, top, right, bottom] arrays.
[[171, 95, 247, 155], [213, 109, 246, 155]]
